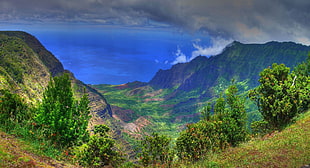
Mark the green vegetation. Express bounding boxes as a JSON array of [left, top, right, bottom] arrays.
[[1, 31, 310, 167], [35, 73, 90, 147], [185, 110, 310, 168], [0, 88, 64, 165], [176, 84, 248, 161], [137, 132, 174, 167], [74, 124, 123, 167], [0, 74, 123, 167], [250, 55, 310, 130], [0, 89, 29, 126]]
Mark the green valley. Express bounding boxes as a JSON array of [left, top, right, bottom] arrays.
[[92, 41, 310, 140], [0, 31, 309, 167]]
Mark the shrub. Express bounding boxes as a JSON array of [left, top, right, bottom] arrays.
[[0, 89, 29, 127], [249, 63, 310, 129], [251, 120, 270, 136], [138, 132, 174, 167], [176, 84, 248, 160], [176, 120, 227, 161], [74, 125, 123, 167]]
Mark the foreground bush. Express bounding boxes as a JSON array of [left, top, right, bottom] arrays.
[[176, 84, 248, 160], [74, 125, 123, 167], [0, 89, 30, 129], [249, 60, 310, 130], [138, 132, 174, 167]]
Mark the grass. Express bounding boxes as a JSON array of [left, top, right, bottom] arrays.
[[0, 130, 71, 168], [0, 123, 78, 168], [181, 110, 310, 168]]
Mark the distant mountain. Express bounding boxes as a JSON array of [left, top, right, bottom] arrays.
[[150, 41, 310, 97], [94, 41, 310, 140]]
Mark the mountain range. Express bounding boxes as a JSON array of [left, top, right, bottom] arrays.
[[93, 40, 310, 139]]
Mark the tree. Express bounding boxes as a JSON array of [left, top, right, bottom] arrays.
[[224, 84, 247, 146], [35, 73, 90, 147], [249, 63, 304, 129]]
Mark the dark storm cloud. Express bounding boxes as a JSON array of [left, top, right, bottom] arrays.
[[2, 0, 310, 44]]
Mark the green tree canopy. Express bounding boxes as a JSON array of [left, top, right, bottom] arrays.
[[35, 73, 90, 147], [249, 62, 310, 129]]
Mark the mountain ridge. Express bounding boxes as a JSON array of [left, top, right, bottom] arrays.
[[94, 40, 310, 140], [150, 40, 310, 95], [0, 31, 113, 117]]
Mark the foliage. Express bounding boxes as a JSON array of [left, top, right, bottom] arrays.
[[0, 91, 64, 162], [176, 84, 248, 161], [74, 124, 123, 167], [200, 102, 212, 120], [292, 54, 310, 112], [0, 89, 29, 127], [35, 73, 91, 148], [188, 110, 310, 168], [0, 35, 28, 83], [224, 84, 248, 146], [176, 120, 227, 161], [250, 120, 270, 136], [138, 132, 174, 167], [249, 62, 310, 129]]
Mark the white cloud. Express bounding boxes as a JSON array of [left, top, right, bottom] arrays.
[[190, 37, 232, 60], [171, 47, 188, 65]]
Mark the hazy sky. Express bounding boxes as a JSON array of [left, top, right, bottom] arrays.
[[1, 0, 310, 84]]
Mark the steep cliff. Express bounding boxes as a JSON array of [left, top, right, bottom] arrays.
[[0, 31, 113, 117]]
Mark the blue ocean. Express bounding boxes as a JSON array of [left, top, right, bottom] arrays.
[[31, 26, 211, 84]]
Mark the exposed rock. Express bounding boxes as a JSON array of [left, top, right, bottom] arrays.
[[111, 105, 135, 122]]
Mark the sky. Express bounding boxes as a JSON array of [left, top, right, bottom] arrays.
[[1, 0, 310, 84]]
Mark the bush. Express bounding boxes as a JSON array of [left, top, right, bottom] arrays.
[[176, 84, 248, 160], [176, 120, 228, 160], [0, 89, 29, 127], [249, 63, 310, 129], [74, 125, 123, 167], [138, 132, 174, 167], [250, 120, 271, 136]]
